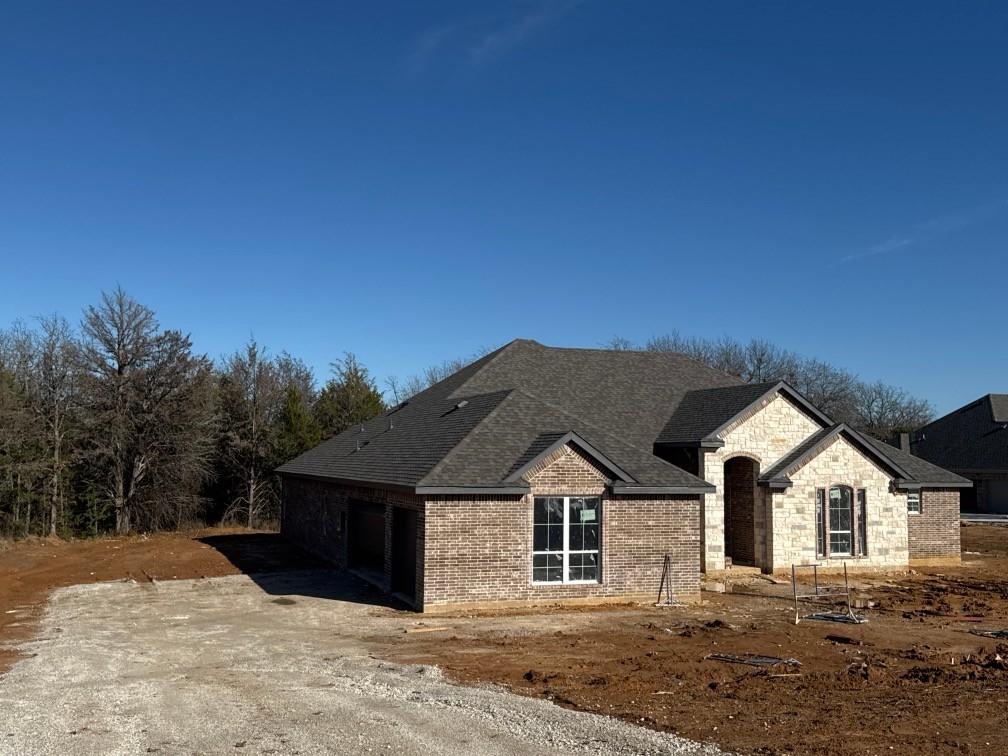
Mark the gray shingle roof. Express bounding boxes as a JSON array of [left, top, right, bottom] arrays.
[[757, 424, 972, 489], [657, 382, 782, 444], [912, 394, 1008, 471], [277, 339, 735, 492], [277, 338, 967, 493], [865, 436, 973, 487]]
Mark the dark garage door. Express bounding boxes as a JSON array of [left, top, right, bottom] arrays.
[[391, 507, 418, 599], [347, 501, 385, 571]]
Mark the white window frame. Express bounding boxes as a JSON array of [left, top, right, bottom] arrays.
[[827, 486, 854, 557], [532, 495, 602, 585], [907, 491, 922, 515]]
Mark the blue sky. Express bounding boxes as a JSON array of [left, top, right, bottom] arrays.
[[1, 1, 1005, 414]]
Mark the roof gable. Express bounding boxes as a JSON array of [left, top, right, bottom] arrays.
[[657, 381, 832, 446], [502, 431, 636, 484]]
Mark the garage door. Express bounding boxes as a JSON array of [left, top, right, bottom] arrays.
[[347, 501, 385, 571], [987, 481, 1008, 514]]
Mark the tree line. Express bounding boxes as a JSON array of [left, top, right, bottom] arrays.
[[603, 333, 932, 440], [0, 288, 385, 539], [1, 291, 934, 541]]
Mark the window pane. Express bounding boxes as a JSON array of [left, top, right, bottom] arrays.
[[548, 524, 563, 551], [568, 552, 598, 582], [534, 497, 564, 525], [533, 524, 548, 552], [582, 524, 599, 550], [830, 533, 852, 555], [533, 553, 563, 582]]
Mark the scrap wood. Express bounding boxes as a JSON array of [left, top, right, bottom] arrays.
[[804, 612, 867, 624], [704, 653, 801, 668], [969, 629, 1008, 640], [405, 626, 451, 634]]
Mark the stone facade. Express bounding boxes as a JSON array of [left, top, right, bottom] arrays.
[[769, 435, 909, 571], [702, 393, 822, 570], [907, 489, 961, 563]]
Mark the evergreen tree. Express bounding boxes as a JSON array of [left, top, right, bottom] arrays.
[[274, 384, 321, 464], [314, 353, 385, 438]]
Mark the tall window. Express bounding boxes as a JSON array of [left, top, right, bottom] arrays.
[[816, 486, 868, 558], [829, 486, 854, 555], [533, 496, 601, 583]]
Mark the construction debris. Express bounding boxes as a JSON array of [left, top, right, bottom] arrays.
[[704, 653, 802, 668], [805, 612, 867, 624], [792, 562, 865, 624], [969, 629, 1008, 640]]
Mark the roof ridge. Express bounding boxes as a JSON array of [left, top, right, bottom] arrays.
[[446, 339, 531, 400]]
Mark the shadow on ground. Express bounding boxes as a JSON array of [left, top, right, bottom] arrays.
[[198, 532, 404, 610]]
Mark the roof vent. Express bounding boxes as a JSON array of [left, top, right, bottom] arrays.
[[455, 400, 469, 409], [388, 417, 394, 431], [354, 439, 370, 452]]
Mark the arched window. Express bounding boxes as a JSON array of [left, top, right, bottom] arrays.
[[816, 486, 868, 558]]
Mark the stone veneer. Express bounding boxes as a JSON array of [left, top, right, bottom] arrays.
[[769, 435, 909, 571], [703, 393, 822, 570]]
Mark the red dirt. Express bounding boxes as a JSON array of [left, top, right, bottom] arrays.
[[3, 524, 1008, 754], [0, 528, 319, 675], [384, 524, 1008, 756]]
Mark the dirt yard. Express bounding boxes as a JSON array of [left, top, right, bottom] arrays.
[[2, 525, 1007, 754], [382, 525, 1008, 756]]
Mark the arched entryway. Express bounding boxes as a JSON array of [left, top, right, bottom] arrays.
[[724, 457, 759, 566]]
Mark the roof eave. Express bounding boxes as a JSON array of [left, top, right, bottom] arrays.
[[611, 483, 713, 495], [758, 478, 793, 490], [415, 485, 531, 495], [894, 478, 974, 490]]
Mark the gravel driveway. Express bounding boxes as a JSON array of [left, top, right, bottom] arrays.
[[0, 570, 722, 755]]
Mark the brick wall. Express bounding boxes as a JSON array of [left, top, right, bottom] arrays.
[[908, 489, 961, 562], [422, 493, 700, 608], [281, 476, 425, 602], [423, 444, 700, 609], [283, 445, 702, 611]]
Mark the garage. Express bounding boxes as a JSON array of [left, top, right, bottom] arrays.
[[391, 507, 418, 600], [346, 501, 385, 572], [987, 480, 1008, 514]]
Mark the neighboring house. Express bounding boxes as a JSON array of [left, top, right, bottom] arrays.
[[910, 394, 1008, 513], [277, 340, 969, 611]]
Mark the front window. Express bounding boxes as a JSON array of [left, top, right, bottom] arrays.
[[533, 496, 601, 583], [817, 486, 866, 557], [829, 486, 854, 555]]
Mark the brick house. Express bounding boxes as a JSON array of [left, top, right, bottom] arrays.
[[909, 394, 1008, 513], [277, 340, 969, 611]]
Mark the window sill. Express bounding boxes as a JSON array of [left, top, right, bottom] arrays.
[[532, 580, 602, 586]]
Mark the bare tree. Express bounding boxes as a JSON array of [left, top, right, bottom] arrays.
[[218, 339, 284, 528], [80, 288, 214, 533], [20, 316, 80, 535]]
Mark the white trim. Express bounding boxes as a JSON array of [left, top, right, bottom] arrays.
[[531, 495, 602, 585]]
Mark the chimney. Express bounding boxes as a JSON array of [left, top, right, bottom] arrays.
[[899, 432, 910, 452]]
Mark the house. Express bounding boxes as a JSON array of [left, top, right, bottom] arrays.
[[909, 394, 1008, 513], [277, 340, 969, 611]]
